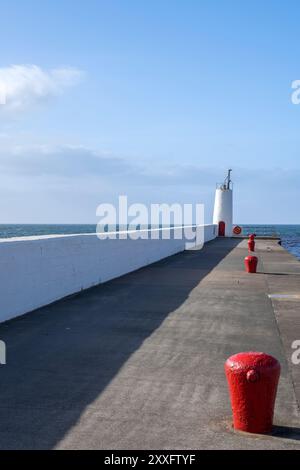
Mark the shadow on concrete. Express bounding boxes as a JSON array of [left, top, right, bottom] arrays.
[[260, 273, 291, 276], [262, 273, 300, 276], [0, 238, 240, 449], [272, 425, 300, 441]]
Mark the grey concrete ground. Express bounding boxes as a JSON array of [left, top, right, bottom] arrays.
[[0, 237, 299, 449]]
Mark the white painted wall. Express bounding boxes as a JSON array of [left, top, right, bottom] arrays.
[[213, 188, 233, 237], [0, 224, 216, 323]]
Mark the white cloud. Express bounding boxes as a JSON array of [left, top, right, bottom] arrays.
[[0, 64, 84, 110]]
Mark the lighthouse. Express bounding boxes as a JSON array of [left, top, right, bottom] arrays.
[[213, 169, 233, 237]]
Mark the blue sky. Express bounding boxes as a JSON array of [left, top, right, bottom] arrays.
[[0, 0, 299, 224]]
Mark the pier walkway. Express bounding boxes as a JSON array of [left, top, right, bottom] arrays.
[[0, 238, 299, 449]]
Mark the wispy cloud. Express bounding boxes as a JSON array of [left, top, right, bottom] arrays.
[[0, 65, 84, 110], [0, 143, 218, 186], [1, 143, 299, 191], [0, 142, 299, 224], [0, 144, 137, 179]]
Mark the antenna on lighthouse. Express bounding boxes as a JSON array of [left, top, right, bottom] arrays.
[[224, 169, 232, 190]]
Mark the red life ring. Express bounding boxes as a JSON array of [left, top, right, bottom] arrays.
[[233, 225, 242, 235]]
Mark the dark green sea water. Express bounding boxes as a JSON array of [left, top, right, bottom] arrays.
[[0, 224, 299, 260]]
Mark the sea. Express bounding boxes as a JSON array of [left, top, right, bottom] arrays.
[[0, 224, 299, 260]]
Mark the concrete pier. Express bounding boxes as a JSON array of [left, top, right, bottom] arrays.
[[0, 238, 299, 449]]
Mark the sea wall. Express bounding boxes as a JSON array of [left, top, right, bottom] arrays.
[[0, 224, 216, 323]]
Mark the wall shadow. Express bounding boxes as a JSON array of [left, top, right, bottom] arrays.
[[0, 238, 240, 449]]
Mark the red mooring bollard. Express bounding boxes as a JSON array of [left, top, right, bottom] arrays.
[[249, 233, 256, 240], [224, 352, 281, 434], [244, 255, 258, 273], [248, 239, 255, 252]]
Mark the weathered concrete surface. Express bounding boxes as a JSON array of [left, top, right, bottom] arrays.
[[0, 238, 299, 449], [259, 240, 300, 417]]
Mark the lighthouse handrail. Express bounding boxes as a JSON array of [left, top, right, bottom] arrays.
[[216, 182, 234, 190]]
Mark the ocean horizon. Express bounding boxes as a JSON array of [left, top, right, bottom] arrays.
[[0, 223, 299, 260]]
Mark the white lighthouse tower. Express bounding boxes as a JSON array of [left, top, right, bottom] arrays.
[[213, 169, 233, 237]]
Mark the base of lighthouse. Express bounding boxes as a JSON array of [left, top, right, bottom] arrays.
[[213, 187, 233, 237]]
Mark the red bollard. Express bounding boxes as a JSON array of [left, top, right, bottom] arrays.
[[224, 352, 281, 434], [244, 255, 258, 273], [249, 233, 256, 240], [248, 239, 255, 252]]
